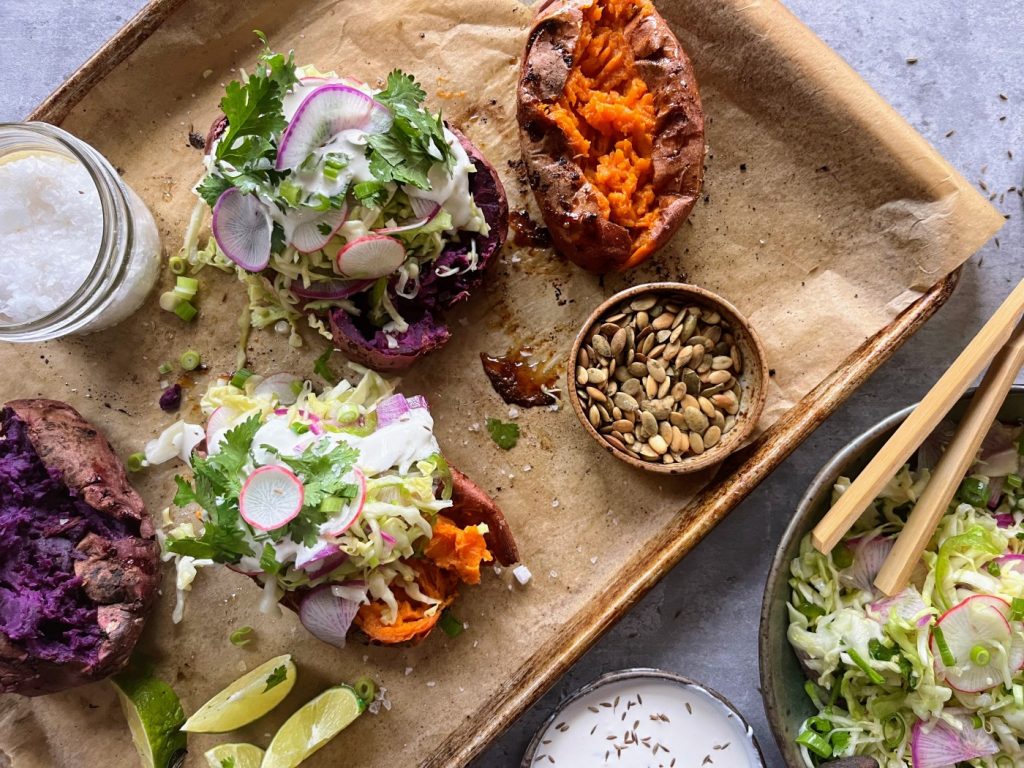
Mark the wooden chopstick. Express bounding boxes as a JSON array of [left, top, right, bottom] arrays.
[[811, 278, 1024, 554], [873, 320, 1024, 596]]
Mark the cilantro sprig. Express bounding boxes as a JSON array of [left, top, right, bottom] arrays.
[[263, 665, 288, 692], [166, 415, 359, 561], [486, 418, 520, 450], [366, 70, 454, 190]]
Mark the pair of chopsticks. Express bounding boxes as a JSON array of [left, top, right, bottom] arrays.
[[811, 278, 1024, 596]]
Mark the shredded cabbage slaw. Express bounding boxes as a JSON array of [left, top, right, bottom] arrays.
[[788, 421, 1024, 767]]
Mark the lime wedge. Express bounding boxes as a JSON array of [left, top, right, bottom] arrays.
[[112, 671, 188, 768], [261, 685, 366, 768], [182, 654, 296, 733], [203, 742, 265, 768]]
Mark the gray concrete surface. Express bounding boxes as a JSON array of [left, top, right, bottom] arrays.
[[2, 1, 1019, 766]]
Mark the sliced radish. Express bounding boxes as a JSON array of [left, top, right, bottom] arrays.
[[868, 587, 930, 627], [298, 585, 359, 648], [335, 235, 406, 279], [374, 201, 441, 235], [839, 535, 893, 593], [911, 716, 999, 768], [204, 406, 239, 453], [254, 373, 303, 405], [323, 468, 366, 536], [295, 542, 342, 571], [996, 554, 1024, 573], [276, 85, 393, 170], [931, 594, 1022, 692], [290, 277, 375, 300], [211, 188, 272, 271], [239, 466, 304, 531], [288, 203, 348, 253]]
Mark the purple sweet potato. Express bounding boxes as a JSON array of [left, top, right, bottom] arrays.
[[0, 400, 159, 696]]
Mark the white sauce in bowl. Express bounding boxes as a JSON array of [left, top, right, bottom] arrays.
[[528, 672, 763, 767]]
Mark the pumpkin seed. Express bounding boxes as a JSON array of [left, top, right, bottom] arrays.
[[614, 392, 639, 412], [711, 355, 733, 371], [689, 431, 705, 454], [657, 378, 671, 399], [648, 435, 669, 455], [698, 396, 715, 418], [635, 311, 650, 328], [592, 334, 612, 358], [576, 366, 588, 386], [612, 419, 634, 433], [578, 348, 590, 368], [622, 378, 643, 397], [630, 295, 657, 311], [706, 370, 733, 386], [610, 327, 628, 357], [647, 359, 667, 383], [683, 406, 709, 433], [586, 386, 607, 404], [731, 345, 743, 373], [659, 421, 673, 443], [600, 322, 620, 337], [587, 367, 607, 385], [588, 405, 601, 427], [645, 375, 658, 398], [704, 425, 722, 448], [683, 369, 701, 395], [640, 410, 658, 438], [652, 312, 674, 331]]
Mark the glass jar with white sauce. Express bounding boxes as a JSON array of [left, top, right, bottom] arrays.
[[0, 122, 161, 342]]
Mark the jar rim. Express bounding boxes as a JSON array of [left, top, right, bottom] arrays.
[[0, 122, 134, 340]]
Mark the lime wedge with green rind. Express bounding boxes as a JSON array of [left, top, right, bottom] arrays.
[[112, 671, 188, 768], [261, 685, 366, 768], [203, 742, 265, 768], [182, 654, 296, 733]]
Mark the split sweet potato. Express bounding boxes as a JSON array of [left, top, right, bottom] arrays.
[[518, 0, 704, 272]]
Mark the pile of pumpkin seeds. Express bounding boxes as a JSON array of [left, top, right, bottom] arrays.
[[574, 293, 745, 465]]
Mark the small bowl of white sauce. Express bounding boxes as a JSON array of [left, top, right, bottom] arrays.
[[522, 668, 765, 768], [0, 122, 161, 341]]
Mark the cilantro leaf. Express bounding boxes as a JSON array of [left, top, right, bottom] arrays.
[[259, 542, 282, 575], [208, 415, 262, 483], [274, 441, 359, 508], [220, 759, 236, 768], [196, 174, 232, 207], [486, 418, 520, 450], [216, 76, 287, 168], [264, 665, 288, 692], [313, 348, 337, 383], [366, 70, 453, 192]]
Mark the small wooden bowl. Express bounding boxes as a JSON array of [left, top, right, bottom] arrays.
[[567, 283, 769, 475]]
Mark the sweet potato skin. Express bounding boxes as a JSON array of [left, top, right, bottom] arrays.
[[517, 0, 704, 272], [0, 400, 159, 696]]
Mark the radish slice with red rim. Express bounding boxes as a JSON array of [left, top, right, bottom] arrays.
[[335, 235, 406, 279], [911, 716, 999, 768], [289, 203, 348, 253], [239, 465, 304, 531], [931, 594, 1022, 692], [254, 373, 303, 405], [323, 468, 366, 536], [205, 405, 238, 452], [298, 585, 359, 648], [211, 188, 272, 271], [290, 278, 374, 300], [276, 84, 393, 171], [996, 554, 1024, 573]]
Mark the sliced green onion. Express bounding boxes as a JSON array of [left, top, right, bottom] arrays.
[[319, 496, 345, 514], [175, 275, 199, 296], [1012, 597, 1024, 621], [832, 543, 854, 570], [932, 625, 957, 666], [988, 560, 1002, 576], [173, 300, 198, 322], [438, 611, 464, 638], [279, 179, 303, 207], [126, 452, 146, 472], [795, 729, 832, 759], [157, 361, 173, 375], [830, 730, 851, 753], [958, 476, 991, 507], [972, 714, 984, 729], [291, 422, 310, 435], [179, 349, 201, 371], [230, 368, 253, 389], [998, 755, 1015, 768], [846, 647, 885, 685], [970, 644, 991, 666], [1007, 474, 1023, 490], [159, 290, 183, 312], [805, 716, 832, 734], [352, 676, 377, 703], [803, 681, 825, 709], [229, 626, 254, 646], [882, 714, 905, 749], [168, 255, 187, 275]]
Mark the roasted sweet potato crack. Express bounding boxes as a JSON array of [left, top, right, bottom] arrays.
[[545, 0, 660, 262]]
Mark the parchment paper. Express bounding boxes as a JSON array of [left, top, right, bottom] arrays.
[[0, 0, 1003, 766]]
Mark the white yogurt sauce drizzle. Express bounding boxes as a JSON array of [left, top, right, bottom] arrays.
[[531, 676, 761, 767]]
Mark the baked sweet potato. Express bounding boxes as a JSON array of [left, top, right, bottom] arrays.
[[518, 0, 704, 272], [0, 400, 159, 696]]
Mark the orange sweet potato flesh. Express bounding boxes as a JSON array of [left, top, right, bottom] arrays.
[[518, 0, 704, 272], [424, 515, 493, 585], [354, 560, 458, 645]]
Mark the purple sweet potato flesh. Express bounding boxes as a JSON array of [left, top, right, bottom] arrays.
[[329, 127, 508, 371], [0, 402, 159, 696]]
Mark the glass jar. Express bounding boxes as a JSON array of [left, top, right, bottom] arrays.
[[0, 122, 161, 342]]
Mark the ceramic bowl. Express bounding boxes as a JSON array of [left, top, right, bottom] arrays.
[[567, 282, 769, 474]]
